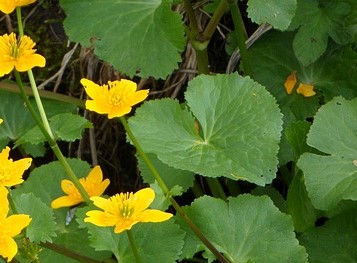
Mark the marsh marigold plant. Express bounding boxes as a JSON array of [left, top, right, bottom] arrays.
[[0, 146, 32, 188], [81, 78, 149, 119], [0, 32, 46, 77], [51, 165, 110, 209], [85, 187, 173, 233], [0, 187, 31, 262], [0, 0, 36, 14]]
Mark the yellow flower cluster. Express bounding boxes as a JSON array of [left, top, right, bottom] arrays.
[[284, 71, 316, 97], [0, 146, 32, 262]]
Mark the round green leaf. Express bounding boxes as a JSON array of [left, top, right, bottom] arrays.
[[129, 74, 283, 185], [177, 195, 308, 262], [59, 0, 185, 78], [297, 97, 357, 210]]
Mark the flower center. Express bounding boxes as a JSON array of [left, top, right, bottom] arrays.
[[119, 192, 135, 218], [110, 93, 123, 107], [0, 167, 10, 183]]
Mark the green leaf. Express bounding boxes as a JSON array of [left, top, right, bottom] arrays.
[[177, 195, 308, 262], [150, 181, 183, 210], [287, 171, 317, 232], [284, 121, 315, 160], [12, 192, 57, 243], [16, 113, 92, 147], [129, 74, 283, 186], [247, 0, 297, 30], [59, 0, 185, 78], [289, 0, 352, 65], [76, 207, 184, 263], [297, 97, 357, 210], [299, 209, 357, 262]]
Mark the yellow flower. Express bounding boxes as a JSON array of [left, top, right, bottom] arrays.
[[84, 188, 173, 234], [284, 71, 316, 97], [0, 146, 32, 188], [0, 187, 31, 262], [0, 32, 46, 77], [81, 78, 149, 119], [0, 0, 36, 14], [51, 166, 110, 209], [284, 70, 297, 95], [297, 83, 316, 97], [0, 118, 3, 124]]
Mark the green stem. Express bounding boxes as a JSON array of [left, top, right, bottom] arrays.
[[126, 230, 142, 263], [183, 0, 199, 35], [201, 0, 228, 41], [16, 7, 24, 36], [27, 70, 54, 139], [206, 178, 227, 200], [119, 117, 231, 263], [196, 49, 210, 74], [40, 242, 102, 263], [7, 188, 18, 214], [14, 71, 91, 204], [225, 0, 254, 77]]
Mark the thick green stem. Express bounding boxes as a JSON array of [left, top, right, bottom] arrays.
[[183, 0, 199, 35], [40, 242, 102, 263], [27, 70, 54, 139], [16, 7, 24, 36], [226, 0, 254, 77], [206, 178, 227, 200], [201, 0, 228, 41], [14, 71, 91, 204], [119, 117, 231, 263], [126, 230, 142, 263]]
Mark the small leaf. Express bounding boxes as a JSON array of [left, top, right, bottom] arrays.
[[12, 192, 57, 243], [130, 74, 283, 186], [287, 171, 317, 232], [247, 0, 297, 30], [16, 113, 92, 147], [297, 97, 357, 210], [177, 195, 308, 262], [299, 209, 357, 262], [284, 121, 314, 160]]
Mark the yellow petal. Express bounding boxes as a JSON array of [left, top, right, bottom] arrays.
[[60, 179, 77, 195], [126, 89, 149, 107], [85, 210, 117, 227], [0, 236, 18, 262], [0, 146, 10, 162], [133, 188, 155, 213], [93, 179, 110, 197], [107, 105, 132, 119], [86, 165, 103, 183], [85, 100, 112, 115], [284, 71, 297, 95], [0, 118, 3, 124], [297, 83, 316, 97], [0, 61, 15, 77], [90, 196, 111, 211], [5, 214, 31, 237], [114, 219, 138, 234], [0, 187, 9, 216], [81, 78, 107, 100], [139, 209, 173, 223], [15, 53, 46, 72], [51, 195, 81, 209]]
